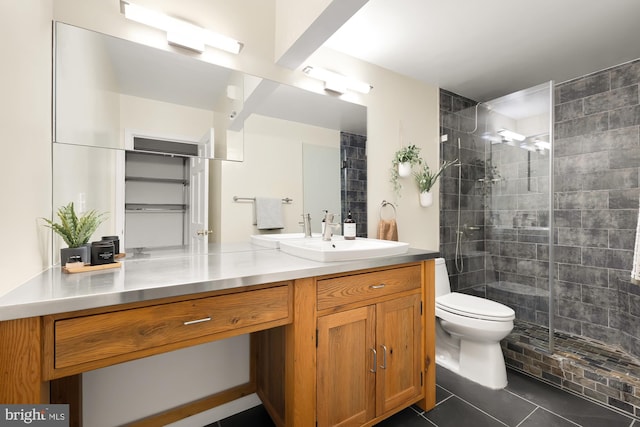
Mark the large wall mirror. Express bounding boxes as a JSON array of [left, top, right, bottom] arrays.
[[53, 22, 366, 259]]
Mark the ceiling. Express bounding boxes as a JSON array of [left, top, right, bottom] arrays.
[[324, 0, 640, 102]]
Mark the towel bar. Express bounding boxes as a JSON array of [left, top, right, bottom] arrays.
[[233, 196, 293, 204], [380, 200, 396, 219]]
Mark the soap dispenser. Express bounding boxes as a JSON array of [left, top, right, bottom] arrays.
[[344, 210, 356, 240]]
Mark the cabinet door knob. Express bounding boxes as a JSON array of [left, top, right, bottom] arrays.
[[370, 348, 377, 373]]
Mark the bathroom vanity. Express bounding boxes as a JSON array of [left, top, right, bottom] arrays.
[[0, 245, 437, 426]]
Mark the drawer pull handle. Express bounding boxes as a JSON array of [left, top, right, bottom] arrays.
[[370, 284, 386, 289], [183, 317, 211, 325]]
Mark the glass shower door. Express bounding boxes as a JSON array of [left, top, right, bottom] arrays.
[[440, 81, 554, 351], [482, 81, 555, 349]]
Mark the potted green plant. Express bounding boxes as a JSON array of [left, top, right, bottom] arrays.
[[43, 202, 107, 265], [414, 159, 458, 207], [391, 144, 422, 196]]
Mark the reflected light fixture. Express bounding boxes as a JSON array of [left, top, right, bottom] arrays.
[[497, 128, 526, 142], [121, 1, 243, 54], [302, 66, 372, 94], [534, 140, 551, 151]]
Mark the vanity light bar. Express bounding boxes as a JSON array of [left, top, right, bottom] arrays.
[[303, 66, 372, 94], [497, 128, 526, 142], [121, 1, 243, 54]]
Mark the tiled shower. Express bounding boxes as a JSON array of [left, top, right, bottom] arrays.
[[439, 58, 640, 417], [440, 82, 554, 329]]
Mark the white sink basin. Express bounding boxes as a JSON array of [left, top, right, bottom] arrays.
[[279, 236, 410, 262], [250, 233, 322, 248]]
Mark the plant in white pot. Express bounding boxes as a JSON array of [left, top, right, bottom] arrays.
[[414, 159, 458, 207], [391, 144, 422, 197], [43, 202, 107, 265]]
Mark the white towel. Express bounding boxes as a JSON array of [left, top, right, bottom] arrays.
[[255, 197, 284, 230], [632, 201, 640, 282]]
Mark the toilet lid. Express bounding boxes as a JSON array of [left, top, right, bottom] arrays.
[[436, 293, 515, 321]]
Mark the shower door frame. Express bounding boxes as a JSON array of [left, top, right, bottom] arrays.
[[545, 82, 555, 351]]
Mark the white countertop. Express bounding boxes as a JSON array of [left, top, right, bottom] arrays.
[[0, 242, 438, 321]]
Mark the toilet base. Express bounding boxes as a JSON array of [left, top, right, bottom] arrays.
[[436, 318, 509, 390], [436, 339, 508, 390], [459, 339, 508, 389]]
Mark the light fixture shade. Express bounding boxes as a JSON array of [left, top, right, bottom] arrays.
[[204, 33, 243, 55], [167, 23, 205, 53], [497, 128, 526, 142], [122, 2, 171, 29], [303, 66, 372, 94], [121, 1, 242, 54], [534, 140, 551, 150]]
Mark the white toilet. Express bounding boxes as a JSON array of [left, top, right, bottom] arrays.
[[434, 258, 515, 389]]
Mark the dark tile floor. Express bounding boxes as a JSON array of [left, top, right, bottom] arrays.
[[211, 365, 639, 427]]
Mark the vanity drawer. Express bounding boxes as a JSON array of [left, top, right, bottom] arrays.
[[317, 264, 421, 310], [53, 285, 291, 370]]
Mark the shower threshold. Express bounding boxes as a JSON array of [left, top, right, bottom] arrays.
[[503, 320, 640, 418]]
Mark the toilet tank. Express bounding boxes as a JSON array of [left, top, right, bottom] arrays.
[[434, 258, 452, 297]]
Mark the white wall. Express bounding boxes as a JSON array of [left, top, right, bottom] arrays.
[[274, 0, 332, 61], [55, 21, 120, 148], [1, 1, 440, 425], [219, 114, 339, 242], [83, 337, 258, 427], [308, 47, 441, 250], [0, 1, 53, 296], [119, 94, 215, 145]]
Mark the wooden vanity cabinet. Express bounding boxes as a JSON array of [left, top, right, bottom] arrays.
[[257, 261, 435, 427], [43, 283, 293, 379], [317, 293, 422, 427], [0, 259, 435, 427]]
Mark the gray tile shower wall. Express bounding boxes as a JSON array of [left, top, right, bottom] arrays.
[[340, 132, 367, 237], [439, 90, 487, 294], [440, 89, 554, 325], [554, 59, 640, 357]]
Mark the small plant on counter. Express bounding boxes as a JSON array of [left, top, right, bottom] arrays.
[[43, 202, 107, 248], [391, 144, 423, 197]]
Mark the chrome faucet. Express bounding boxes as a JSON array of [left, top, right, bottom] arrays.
[[322, 212, 339, 241], [299, 213, 312, 237]]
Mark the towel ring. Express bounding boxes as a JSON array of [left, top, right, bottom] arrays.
[[380, 200, 396, 220]]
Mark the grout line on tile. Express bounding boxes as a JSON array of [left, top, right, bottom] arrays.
[[436, 394, 455, 407], [535, 408, 583, 427], [451, 395, 510, 427], [418, 412, 439, 427], [503, 387, 542, 408], [514, 407, 539, 427], [410, 405, 425, 416], [503, 388, 584, 427], [508, 368, 639, 422], [433, 386, 456, 407]]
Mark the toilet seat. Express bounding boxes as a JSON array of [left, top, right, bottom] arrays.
[[436, 293, 515, 322]]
